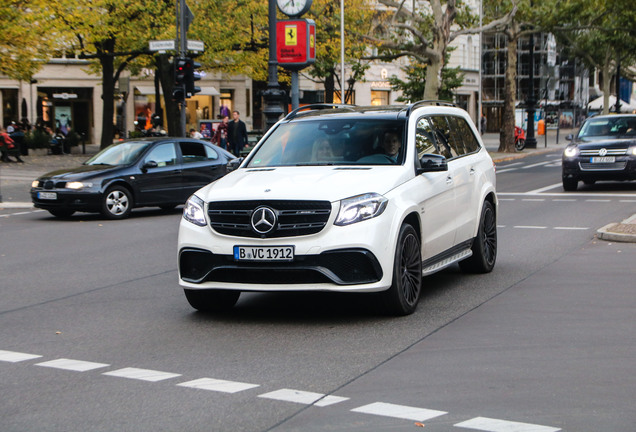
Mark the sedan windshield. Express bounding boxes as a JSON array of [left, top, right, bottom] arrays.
[[578, 116, 636, 139], [84, 141, 151, 166], [246, 119, 404, 168]]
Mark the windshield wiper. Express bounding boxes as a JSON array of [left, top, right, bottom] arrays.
[[295, 162, 336, 166]]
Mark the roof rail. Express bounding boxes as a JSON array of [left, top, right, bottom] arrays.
[[406, 100, 457, 115], [284, 103, 357, 121]]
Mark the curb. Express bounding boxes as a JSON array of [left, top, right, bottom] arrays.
[[0, 202, 35, 209], [596, 214, 636, 243]]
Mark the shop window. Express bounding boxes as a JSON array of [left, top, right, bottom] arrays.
[[371, 90, 389, 106], [219, 89, 233, 118]]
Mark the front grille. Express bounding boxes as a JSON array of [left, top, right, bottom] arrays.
[[42, 180, 67, 189], [208, 200, 332, 238], [179, 248, 382, 285], [580, 148, 627, 156], [579, 161, 627, 171]]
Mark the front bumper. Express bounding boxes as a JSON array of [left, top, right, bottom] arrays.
[[562, 157, 636, 181], [31, 188, 102, 212]]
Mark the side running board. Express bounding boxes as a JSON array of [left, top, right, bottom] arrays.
[[421, 248, 472, 276]]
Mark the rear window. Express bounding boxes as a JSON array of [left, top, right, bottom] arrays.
[[246, 119, 404, 167]]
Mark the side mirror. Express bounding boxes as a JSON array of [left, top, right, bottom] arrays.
[[226, 157, 244, 173], [417, 154, 448, 174], [142, 160, 158, 171], [566, 134, 574, 141]]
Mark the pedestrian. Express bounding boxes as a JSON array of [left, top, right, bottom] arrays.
[[0, 125, 23, 162], [6, 121, 16, 134], [190, 128, 203, 139], [480, 115, 487, 135], [227, 110, 248, 156], [213, 115, 229, 150]]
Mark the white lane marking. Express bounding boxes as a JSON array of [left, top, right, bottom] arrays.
[[258, 389, 349, 407], [552, 199, 576, 202], [499, 198, 516, 201], [525, 183, 562, 194], [103, 367, 181, 382], [553, 226, 590, 230], [455, 416, 561, 431], [522, 161, 554, 169], [498, 192, 636, 198], [498, 162, 524, 168], [619, 199, 636, 202], [351, 402, 447, 422], [513, 226, 547, 229], [585, 199, 611, 202], [0, 350, 42, 363], [495, 168, 519, 174], [521, 199, 545, 202], [35, 358, 110, 372], [178, 377, 260, 394]]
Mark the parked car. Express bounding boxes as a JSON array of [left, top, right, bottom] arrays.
[[31, 137, 235, 219], [177, 102, 498, 316], [562, 114, 636, 191]]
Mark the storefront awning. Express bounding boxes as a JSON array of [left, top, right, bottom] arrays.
[[134, 86, 220, 96]]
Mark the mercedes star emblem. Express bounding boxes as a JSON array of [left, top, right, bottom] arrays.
[[251, 206, 277, 234]]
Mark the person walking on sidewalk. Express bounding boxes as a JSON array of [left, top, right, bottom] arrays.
[[227, 110, 248, 157], [1, 125, 23, 162]]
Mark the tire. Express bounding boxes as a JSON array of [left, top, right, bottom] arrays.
[[184, 289, 240, 312], [459, 200, 497, 274], [515, 138, 526, 151], [562, 176, 578, 191], [382, 224, 422, 316], [48, 209, 75, 218], [101, 185, 132, 219]]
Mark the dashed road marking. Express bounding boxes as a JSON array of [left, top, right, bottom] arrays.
[[103, 367, 181, 382], [351, 402, 447, 421], [258, 388, 349, 407], [513, 226, 547, 230], [0, 350, 42, 363], [35, 358, 110, 372], [455, 416, 561, 432], [178, 377, 260, 393]]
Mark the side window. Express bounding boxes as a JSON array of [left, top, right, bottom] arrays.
[[180, 141, 209, 163], [204, 144, 219, 160], [415, 117, 438, 156], [429, 116, 458, 159], [144, 143, 177, 167], [448, 116, 481, 154], [445, 116, 468, 157]]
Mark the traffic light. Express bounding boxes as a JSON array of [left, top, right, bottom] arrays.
[[184, 58, 201, 97], [172, 87, 185, 102], [174, 57, 188, 86]]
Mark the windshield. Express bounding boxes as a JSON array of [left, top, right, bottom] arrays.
[[578, 116, 636, 139], [246, 119, 404, 168], [84, 141, 151, 166]]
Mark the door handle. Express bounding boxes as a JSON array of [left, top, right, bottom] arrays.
[[446, 175, 453, 184], [469, 168, 476, 175]]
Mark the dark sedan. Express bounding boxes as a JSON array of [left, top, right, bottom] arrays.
[[562, 114, 636, 191], [31, 137, 235, 219]]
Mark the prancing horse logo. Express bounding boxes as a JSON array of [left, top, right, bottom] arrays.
[[251, 207, 277, 234]]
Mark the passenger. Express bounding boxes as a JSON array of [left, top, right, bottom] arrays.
[[312, 138, 334, 161]]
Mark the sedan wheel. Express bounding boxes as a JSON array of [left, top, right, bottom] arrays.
[[562, 176, 578, 191], [383, 224, 422, 316], [102, 186, 132, 219]]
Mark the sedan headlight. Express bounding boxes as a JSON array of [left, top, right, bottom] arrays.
[[31, 180, 40, 188], [335, 193, 388, 226], [629, 146, 636, 156], [563, 146, 579, 158], [66, 181, 93, 190], [183, 194, 207, 227]]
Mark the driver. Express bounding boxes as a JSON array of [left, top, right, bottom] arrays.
[[382, 131, 401, 160]]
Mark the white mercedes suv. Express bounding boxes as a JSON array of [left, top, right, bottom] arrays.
[[178, 102, 497, 315]]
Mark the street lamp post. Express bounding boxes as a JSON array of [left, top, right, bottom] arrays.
[[525, 31, 537, 149], [263, 0, 285, 132]]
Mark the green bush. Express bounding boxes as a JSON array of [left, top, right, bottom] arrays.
[[26, 129, 51, 149], [128, 130, 144, 138]]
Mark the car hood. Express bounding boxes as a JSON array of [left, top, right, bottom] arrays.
[[574, 137, 636, 148], [39, 164, 122, 180], [196, 166, 411, 202]]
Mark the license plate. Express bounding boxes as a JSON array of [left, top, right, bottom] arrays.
[[38, 192, 57, 200], [591, 156, 615, 163], [234, 246, 294, 261]]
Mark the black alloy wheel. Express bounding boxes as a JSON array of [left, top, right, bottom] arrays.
[[460, 200, 497, 273], [383, 224, 422, 316]]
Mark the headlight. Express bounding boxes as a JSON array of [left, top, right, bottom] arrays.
[[31, 180, 40, 188], [335, 193, 388, 226], [629, 146, 636, 156], [563, 146, 579, 158], [183, 194, 206, 227], [66, 181, 93, 190]]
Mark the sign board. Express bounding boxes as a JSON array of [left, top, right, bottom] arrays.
[[187, 40, 205, 52], [276, 19, 316, 70], [149, 40, 176, 51]]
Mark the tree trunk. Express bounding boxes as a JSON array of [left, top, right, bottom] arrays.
[[157, 55, 181, 136], [499, 33, 517, 153], [325, 73, 335, 103], [424, 50, 443, 100], [99, 42, 116, 150], [601, 59, 612, 115]]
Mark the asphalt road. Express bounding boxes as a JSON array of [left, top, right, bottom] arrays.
[[1, 150, 635, 432]]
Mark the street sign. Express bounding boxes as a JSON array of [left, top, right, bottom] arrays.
[[149, 40, 176, 51], [187, 40, 205, 52]]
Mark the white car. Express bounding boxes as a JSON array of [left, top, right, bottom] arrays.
[[178, 102, 497, 315]]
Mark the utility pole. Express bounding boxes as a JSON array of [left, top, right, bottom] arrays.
[[176, 0, 188, 137], [263, 0, 285, 132], [525, 30, 537, 149]]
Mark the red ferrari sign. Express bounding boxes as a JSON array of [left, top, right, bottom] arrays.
[[276, 19, 316, 70]]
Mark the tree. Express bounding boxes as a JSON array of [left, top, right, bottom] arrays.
[[388, 53, 464, 102], [370, 0, 514, 100], [0, 0, 56, 81]]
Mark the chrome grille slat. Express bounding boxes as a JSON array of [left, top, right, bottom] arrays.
[[579, 161, 627, 171], [580, 149, 627, 156]]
